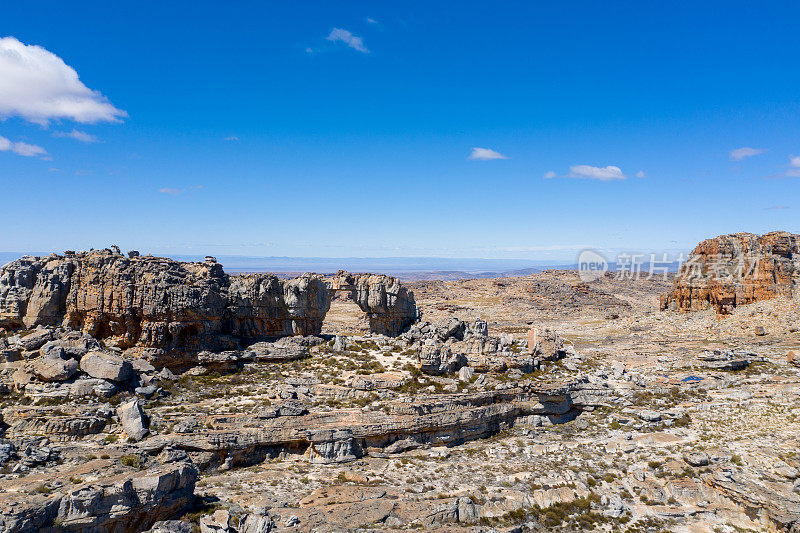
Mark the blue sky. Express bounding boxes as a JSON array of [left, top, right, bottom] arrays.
[[1, 1, 798, 261]]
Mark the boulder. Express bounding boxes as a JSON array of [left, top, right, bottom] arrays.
[[417, 343, 466, 375], [240, 513, 275, 533], [0, 439, 16, 465], [32, 355, 78, 381], [458, 366, 475, 382], [70, 378, 118, 398], [0, 337, 19, 362], [80, 350, 134, 382], [697, 349, 757, 370], [15, 328, 55, 351], [683, 451, 710, 467], [12, 368, 35, 390], [200, 510, 231, 533], [40, 331, 100, 359], [276, 400, 308, 417], [638, 410, 662, 423], [146, 522, 194, 533], [117, 398, 149, 441], [527, 327, 566, 361]]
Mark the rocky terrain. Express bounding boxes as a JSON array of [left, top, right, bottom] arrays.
[[0, 236, 798, 533]]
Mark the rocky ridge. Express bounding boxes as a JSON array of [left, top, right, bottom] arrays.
[[0, 248, 418, 367]]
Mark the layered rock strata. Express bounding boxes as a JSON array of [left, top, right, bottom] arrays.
[[0, 248, 418, 363], [148, 379, 608, 468], [661, 231, 800, 314]]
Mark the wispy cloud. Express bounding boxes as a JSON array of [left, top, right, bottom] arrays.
[[326, 28, 369, 53], [0, 134, 47, 158], [223, 136, 239, 142], [543, 170, 557, 179], [636, 170, 646, 178], [159, 185, 203, 196], [366, 18, 378, 24], [54, 129, 99, 143], [567, 165, 625, 181], [729, 147, 766, 161], [468, 147, 508, 161], [764, 205, 790, 210], [0, 36, 126, 125], [778, 155, 800, 178]]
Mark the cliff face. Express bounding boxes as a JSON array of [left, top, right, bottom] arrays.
[[0, 248, 417, 356], [660, 231, 800, 314]]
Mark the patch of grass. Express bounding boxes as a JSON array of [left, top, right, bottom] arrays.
[[120, 454, 141, 468]]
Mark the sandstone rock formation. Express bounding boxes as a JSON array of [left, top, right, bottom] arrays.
[[0, 249, 418, 365], [402, 318, 566, 375], [328, 270, 419, 335], [0, 461, 197, 532], [661, 231, 800, 314], [150, 379, 604, 469]]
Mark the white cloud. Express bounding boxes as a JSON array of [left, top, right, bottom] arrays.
[[326, 28, 369, 53], [790, 155, 800, 167], [223, 136, 239, 142], [729, 147, 766, 161], [636, 170, 646, 178], [54, 129, 98, 143], [468, 147, 508, 161], [0, 36, 126, 124], [0, 134, 47, 157], [366, 18, 378, 24], [543, 170, 557, 179], [568, 165, 625, 181]]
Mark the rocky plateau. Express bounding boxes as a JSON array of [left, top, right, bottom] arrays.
[[0, 235, 798, 533]]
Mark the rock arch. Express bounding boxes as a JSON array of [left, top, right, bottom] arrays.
[[326, 270, 419, 336]]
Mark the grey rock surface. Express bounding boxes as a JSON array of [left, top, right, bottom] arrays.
[[117, 398, 149, 441], [80, 350, 134, 382]]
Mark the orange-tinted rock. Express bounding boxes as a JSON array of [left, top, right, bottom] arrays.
[[661, 231, 800, 314]]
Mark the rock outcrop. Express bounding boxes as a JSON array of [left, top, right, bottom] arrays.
[[401, 318, 568, 375], [0, 461, 197, 532], [150, 379, 604, 468], [328, 270, 419, 335], [0, 249, 418, 365], [661, 231, 800, 314]]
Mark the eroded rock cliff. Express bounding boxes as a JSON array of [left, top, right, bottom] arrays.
[[661, 231, 800, 314], [0, 249, 418, 363]]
